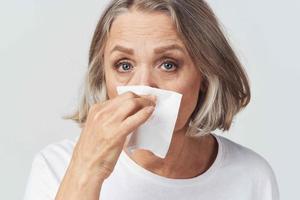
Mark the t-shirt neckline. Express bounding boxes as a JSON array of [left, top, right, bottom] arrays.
[[119, 133, 224, 187]]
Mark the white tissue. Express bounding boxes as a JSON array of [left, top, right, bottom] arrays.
[[116, 85, 182, 159]]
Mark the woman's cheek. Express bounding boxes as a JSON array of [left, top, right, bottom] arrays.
[[174, 79, 201, 129]]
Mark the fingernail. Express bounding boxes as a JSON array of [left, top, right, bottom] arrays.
[[150, 95, 157, 103], [145, 106, 155, 113]]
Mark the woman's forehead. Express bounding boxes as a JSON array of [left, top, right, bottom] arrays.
[[108, 11, 181, 42]]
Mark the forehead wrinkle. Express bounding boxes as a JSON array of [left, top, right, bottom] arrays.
[[109, 12, 179, 40], [107, 12, 187, 56]]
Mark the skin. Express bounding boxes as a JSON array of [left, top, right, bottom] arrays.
[[104, 10, 218, 179], [55, 9, 219, 200]]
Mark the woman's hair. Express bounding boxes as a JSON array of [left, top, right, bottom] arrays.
[[63, 0, 251, 138]]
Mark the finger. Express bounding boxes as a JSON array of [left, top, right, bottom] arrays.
[[89, 91, 140, 120], [119, 105, 155, 137], [105, 91, 156, 105], [100, 91, 156, 110], [95, 91, 156, 115], [109, 96, 157, 122]]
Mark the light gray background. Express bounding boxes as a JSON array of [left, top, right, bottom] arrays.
[[1, 0, 299, 199]]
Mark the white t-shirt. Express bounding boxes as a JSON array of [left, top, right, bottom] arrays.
[[23, 133, 280, 200]]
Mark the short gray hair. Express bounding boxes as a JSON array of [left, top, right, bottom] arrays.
[[63, 0, 251, 138]]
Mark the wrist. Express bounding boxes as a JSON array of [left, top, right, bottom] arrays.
[[55, 160, 104, 200], [67, 158, 105, 188]]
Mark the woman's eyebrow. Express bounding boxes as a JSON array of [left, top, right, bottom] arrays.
[[110, 44, 185, 55], [110, 45, 134, 55], [154, 44, 185, 54]]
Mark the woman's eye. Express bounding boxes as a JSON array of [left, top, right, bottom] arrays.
[[115, 61, 133, 73], [114, 59, 179, 73], [161, 60, 178, 72]]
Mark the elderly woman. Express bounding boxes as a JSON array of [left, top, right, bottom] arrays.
[[24, 0, 279, 199]]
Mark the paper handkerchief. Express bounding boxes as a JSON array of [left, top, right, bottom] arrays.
[[116, 85, 182, 158]]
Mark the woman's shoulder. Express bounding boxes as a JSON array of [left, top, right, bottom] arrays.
[[37, 135, 78, 158], [215, 134, 280, 198], [216, 134, 278, 182], [24, 136, 79, 199], [31, 136, 79, 179]]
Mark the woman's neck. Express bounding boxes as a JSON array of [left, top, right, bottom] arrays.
[[124, 127, 218, 179]]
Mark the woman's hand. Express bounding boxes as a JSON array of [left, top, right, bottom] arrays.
[[73, 91, 156, 180], [55, 91, 156, 200]]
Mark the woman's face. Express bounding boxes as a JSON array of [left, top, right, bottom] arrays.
[[104, 10, 203, 131]]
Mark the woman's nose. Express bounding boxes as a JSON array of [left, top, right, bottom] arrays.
[[131, 67, 158, 88]]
